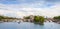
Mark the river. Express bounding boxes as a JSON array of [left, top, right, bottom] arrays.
[[0, 22, 60, 29]]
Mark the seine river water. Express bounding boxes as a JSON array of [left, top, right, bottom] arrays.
[[0, 22, 60, 29]]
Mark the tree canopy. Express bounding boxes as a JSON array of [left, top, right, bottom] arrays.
[[24, 16, 30, 19], [34, 16, 44, 24], [0, 15, 17, 21], [53, 16, 60, 20]]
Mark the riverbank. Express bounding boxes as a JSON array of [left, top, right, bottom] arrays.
[[0, 21, 4, 23], [0, 18, 60, 24], [52, 20, 60, 24]]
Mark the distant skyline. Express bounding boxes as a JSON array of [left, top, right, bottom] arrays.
[[0, 0, 60, 18]]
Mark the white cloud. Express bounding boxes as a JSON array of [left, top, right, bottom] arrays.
[[0, 2, 60, 18]]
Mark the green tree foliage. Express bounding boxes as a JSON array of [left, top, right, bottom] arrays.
[[39, 16, 44, 23], [34, 16, 39, 22], [53, 16, 60, 20], [0, 16, 4, 21], [0, 15, 17, 21], [34, 16, 44, 24], [24, 16, 30, 19]]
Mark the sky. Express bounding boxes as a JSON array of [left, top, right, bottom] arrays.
[[0, 0, 60, 18]]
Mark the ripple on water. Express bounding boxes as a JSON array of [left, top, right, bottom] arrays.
[[0, 22, 60, 29]]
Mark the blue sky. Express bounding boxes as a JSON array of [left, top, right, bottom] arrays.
[[0, 0, 60, 18]]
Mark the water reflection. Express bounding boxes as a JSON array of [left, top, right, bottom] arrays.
[[0, 22, 60, 29]]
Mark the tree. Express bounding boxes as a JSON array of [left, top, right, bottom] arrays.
[[39, 16, 44, 24], [0, 15, 17, 21], [34, 16, 40, 22], [53, 16, 60, 20], [34, 16, 44, 24], [24, 16, 30, 19], [0, 16, 4, 21]]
